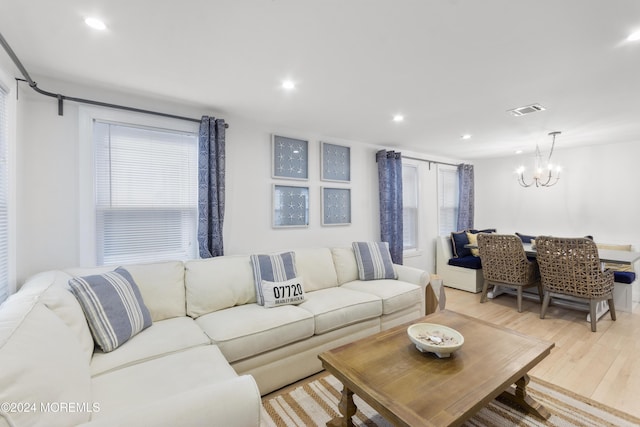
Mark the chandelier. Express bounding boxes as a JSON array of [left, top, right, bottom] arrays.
[[516, 131, 562, 187]]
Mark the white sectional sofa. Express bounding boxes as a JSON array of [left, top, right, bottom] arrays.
[[0, 247, 433, 427]]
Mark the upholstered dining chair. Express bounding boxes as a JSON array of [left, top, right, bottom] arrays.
[[535, 236, 616, 332], [477, 233, 543, 312]]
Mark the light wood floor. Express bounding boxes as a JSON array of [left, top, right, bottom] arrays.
[[444, 287, 640, 419], [265, 288, 640, 420]]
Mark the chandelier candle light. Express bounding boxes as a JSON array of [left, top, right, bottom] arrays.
[[516, 131, 562, 187]]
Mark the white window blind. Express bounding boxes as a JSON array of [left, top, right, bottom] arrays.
[[0, 86, 8, 303], [438, 165, 459, 235], [402, 163, 418, 250], [94, 121, 198, 265]]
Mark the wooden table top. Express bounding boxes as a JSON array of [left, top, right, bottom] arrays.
[[318, 310, 555, 427], [466, 242, 640, 265], [522, 243, 640, 265]]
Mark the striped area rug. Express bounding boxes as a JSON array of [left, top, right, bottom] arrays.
[[261, 373, 640, 427]]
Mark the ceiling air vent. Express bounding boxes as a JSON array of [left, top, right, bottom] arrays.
[[507, 103, 546, 117]]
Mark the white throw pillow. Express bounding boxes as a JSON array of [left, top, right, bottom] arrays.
[[250, 251, 298, 305], [261, 277, 306, 308]]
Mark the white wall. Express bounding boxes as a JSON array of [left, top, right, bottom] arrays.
[[474, 141, 640, 246], [13, 76, 449, 284], [224, 118, 380, 255], [17, 95, 80, 283]]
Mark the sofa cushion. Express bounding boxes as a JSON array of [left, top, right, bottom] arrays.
[[69, 267, 152, 353], [297, 287, 382, 334], [20, 270, 95, 363], [614, 271, 636, 284], [0, 300, 91, 427], [352, 241, 397, 280], [466, 231, 480, 256], [66, 261, 187, 321], [90, 316, 211, 376], [261, 276, 306, 308], [82, 376, 260, 427], [331, 247, 359, 284], [185, 255, 256, 318], [90, 345, 240, 419], [340, 279, 421, 315], [251, 252, 297, 305], [123, 261, 187, 320], [448, 255, 482, 269], [451, 230, 472, 258], [294, 247, 339, 291], [195, 304, 314, 363]]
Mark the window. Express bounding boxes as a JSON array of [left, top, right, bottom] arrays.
[[93, 121, 198, 265], [438, 165, 459, 235], [0, 85, 8, 302], [402, 163, 418, 250]]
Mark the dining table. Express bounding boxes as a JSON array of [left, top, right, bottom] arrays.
[[471, 241, 640, 320], [522, 243, 640, 265]]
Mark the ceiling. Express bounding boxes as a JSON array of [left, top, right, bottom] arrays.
[[1, 0, 639, 159]]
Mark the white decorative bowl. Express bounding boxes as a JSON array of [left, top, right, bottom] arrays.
[[407, 323, 464, 358]]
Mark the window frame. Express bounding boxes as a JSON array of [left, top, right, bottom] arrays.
[[437, 164, 459, 236], [78, 107, 200, 267], [402, 161, 419, 253], [0, 70, 16, 302]]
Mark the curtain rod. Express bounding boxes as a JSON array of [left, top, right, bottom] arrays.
[[0, 31, 228, 128], [402, 155, 461, 169]]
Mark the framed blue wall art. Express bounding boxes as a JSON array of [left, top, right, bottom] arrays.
[[273, 184, 310, 228], [321, 142, 350, 182], [321, 187, 351, 226], [272, 135, 309, 180]]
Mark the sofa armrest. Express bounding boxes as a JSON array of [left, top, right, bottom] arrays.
[[394, 264, 432, 315], [79, 375, 261, 427]]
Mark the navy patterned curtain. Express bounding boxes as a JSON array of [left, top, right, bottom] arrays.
[[456, 164, 474, 231], [376, 150, 403, 264], [198, 116, 226, 258]]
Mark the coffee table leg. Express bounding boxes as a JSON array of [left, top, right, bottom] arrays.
[[326, 385, 356, 427], [499, 374, 551, 420]]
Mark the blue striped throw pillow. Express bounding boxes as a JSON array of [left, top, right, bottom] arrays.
[[68, 267, 152, 353], [250, 252, 297, 305], [352, 241, 397, 280]]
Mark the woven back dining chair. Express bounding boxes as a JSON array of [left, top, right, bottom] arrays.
[[477, 233, 543, 312], [535, 236, 616, 332]]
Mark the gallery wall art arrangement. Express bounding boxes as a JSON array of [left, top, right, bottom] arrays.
[[271, 135, 351, 228]]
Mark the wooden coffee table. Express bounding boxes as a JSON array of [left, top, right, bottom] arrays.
[[318, 310, 554, 427]]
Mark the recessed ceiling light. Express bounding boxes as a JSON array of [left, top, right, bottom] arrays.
[[515, 149, 523, 154], [461, 134, 472, 140], [628, 30, 640, 42], [282, 80, 295, 90], [85, 17, 107, 30], [392, 114, 404, 123]]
